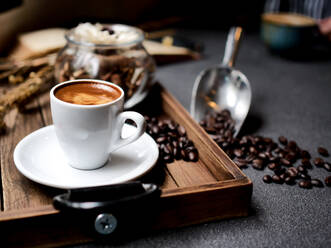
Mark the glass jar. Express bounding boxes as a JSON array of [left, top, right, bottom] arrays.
[[54, 24, 156, 108]]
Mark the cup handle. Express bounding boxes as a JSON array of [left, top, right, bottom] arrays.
[[110, 111, 146, 152]]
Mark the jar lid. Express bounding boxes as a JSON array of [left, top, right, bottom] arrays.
[[65, 23, 144, 47]]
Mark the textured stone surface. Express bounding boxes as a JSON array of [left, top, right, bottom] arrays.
[[74, 30, 331, 248]]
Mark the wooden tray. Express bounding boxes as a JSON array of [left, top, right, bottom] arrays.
[[0, 83, 252, 247]]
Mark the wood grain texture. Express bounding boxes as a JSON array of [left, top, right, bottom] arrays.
[[160, 169, 178, 190], [0, 99, 55, 211], [37, 91, 52, 126], [166, 160, 217, 187]]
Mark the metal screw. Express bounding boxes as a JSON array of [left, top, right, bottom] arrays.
[[94, 213, 117, 235]]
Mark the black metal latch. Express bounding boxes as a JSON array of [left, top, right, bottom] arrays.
[[53, 182, 160, 237]]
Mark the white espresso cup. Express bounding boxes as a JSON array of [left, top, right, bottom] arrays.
[[50, 79, 146, 170]]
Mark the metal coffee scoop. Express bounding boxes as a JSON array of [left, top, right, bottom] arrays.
[[190, 27, 251, 137]]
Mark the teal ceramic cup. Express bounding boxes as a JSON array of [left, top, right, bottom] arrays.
[[261, 13, 319, 52]]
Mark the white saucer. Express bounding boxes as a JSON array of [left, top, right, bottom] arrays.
[[14, 125, 159, 189]]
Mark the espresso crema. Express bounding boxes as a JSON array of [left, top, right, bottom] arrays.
[[55, 82, 121, 105]]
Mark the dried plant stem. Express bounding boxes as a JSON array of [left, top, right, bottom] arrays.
[[0, 65, 54, 133]]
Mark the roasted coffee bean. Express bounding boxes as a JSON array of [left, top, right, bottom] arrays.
[[177, 125, 186, 136], [274, 168, 286, 176], [246, 154, 256, 162], [180, 149, 187, 160], [146, 115, 198, 164], [205, 127, 217, 134], [311, 179, 324, 188], [188, 149, 199, 162], [272, 175, 284, 184], [234, 149, 244, 158], [200, 108, 328, 190], [269, 156, 279, 163], [325, 176, 331, 187], [151, 125, 159, 135], [287, 167, 298, 178], [298, 173, 311, 180], [313, 157, 324, 167], [297, 165, 307, 174], [252, 163, 264, 170], [285, 177, 295, 185], [263, 175, 272, 183], [234, 158, 248, 168], [288, 141, 297, 150], [280, 173, 286, 180], [252, 159, 264, 167], [301, 158, 312, 168], [299, 180, 312, 189], [173, 147, 181, 159], [163, 155, 173, 163], [268, 162, 279, 170], [249, 146, 258, 154], [323, 162, 331, 172], [172, 140, 179, 148], [285, 153, 297, 162], [156, 136, 167, 143], [280, 158, 291, 167], [317, 147, 329, 157], [150, 117, 157, 123], [301, 150, 311, 159], [278, 136, 288, 145], [258, 152, 268, 160], [162, 145, 171, 155]]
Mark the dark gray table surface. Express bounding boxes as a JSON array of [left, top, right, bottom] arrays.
[[77, 29, 331, 248]]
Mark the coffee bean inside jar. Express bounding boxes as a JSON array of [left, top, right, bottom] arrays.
[[200, 109, 331, 189], [55, 23, 156, 109]]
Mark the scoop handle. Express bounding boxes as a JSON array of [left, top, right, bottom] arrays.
[[222, 27, 243, 68]]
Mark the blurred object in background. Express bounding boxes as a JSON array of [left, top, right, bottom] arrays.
[[261, 0, 331, 58], [264, 0, 331, 19], [0, 0, 266, 54], [264, 0, 331, 40]]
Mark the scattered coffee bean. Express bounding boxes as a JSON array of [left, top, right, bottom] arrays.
[[311, 179, 324, 188], [287, 167, 298, 176], [274, 168, 286, 176], [299, 180, 312, 189], [285, 176, 295, 185], [272, 175, 283, 184], [200, 109, 330, 191], [323, 162, 331, 172], [280, 158, 291, 167], [279, 173, 286, 180], [318, 147, 329, 157], [234, 149, 244, 158], [313, 158, 324, 167], [252, 159, 264, 170], [278, 136, 288, 145], [263, 175, 272, 183], [177, 125, 186, 137], [297, 165, 307, 174], [301, 158, 312, 169], [325, 176, 331, 187], [268, 162, 279, 170], [301, 150, 311, 159], [298, 172, 311, 180]]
